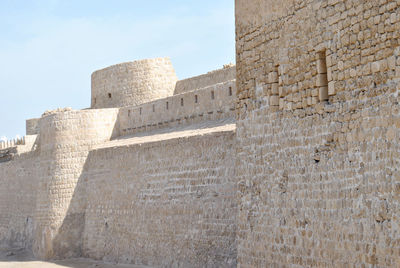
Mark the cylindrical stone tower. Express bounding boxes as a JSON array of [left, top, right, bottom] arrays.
[[91, 57, 178, 109], [33, 109, 119, 259]]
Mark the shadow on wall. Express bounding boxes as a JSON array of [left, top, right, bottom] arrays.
[[31, 109, 120, 260], [49, 111, 122, 259], [48, 127, 237, 267]]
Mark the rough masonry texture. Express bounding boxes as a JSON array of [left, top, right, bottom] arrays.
[[1, 1, 400, 267], [235, 0, 400, 267]]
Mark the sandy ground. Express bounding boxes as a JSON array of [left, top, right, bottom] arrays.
[[0, 248, 149, 268]]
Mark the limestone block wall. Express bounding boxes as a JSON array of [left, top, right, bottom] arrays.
[[0, 151, 39, 249], [174, 66, 236, 95], [91, 58, 178, 109], [33, 108, 119, 259], [235, 0, 400, 266], [81, 130, 237, 267], [118, 80, 236, 136], [26, 118, 40, 135]]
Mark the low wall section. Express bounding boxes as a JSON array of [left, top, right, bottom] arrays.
[[118, 80, 236, 136], [82, 130, 237, 267], [174, 66, 235, 95], [0, 151, 39, 249]]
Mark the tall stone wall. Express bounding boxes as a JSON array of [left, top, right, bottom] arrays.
[[33, 109, 119, 259], [91, 58, 178, 109], [81, 130, 237, 267], [0, 151, 39, 249], [235, 0, 400, 266]]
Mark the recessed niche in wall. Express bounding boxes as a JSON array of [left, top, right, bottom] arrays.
[[317, 50, 328, 101], [195, 95, 198, 103], [108, 93, 112, 98], [211, 90, 215, 100]]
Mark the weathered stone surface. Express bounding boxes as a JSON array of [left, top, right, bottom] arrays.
[[236, 0, 400, 266], [0, 147, 16, 163], [91, 58, 178, 109], [2, 1, 400, 267]]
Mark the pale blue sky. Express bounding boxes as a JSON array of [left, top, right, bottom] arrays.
[[0, 0, 235, 140]]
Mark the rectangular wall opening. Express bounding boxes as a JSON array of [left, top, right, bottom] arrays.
[[166, 101, 169, 110], [211, 90, 215, 100], [195, 95, 198, 103], [108, 93, 112, 98], [229, 87, 232, 96], [181, 98, 184, 106], [317, 50, 328, 101]]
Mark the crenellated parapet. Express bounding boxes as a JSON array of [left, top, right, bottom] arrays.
[[119, 80, 236, 135], [0, 136, 26, 150]]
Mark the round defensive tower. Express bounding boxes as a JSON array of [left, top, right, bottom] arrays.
[[34, 109, 119, 259], [91, 57, 178, 109]]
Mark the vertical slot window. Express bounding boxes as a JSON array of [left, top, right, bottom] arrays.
[[317, 50, 328, 101]]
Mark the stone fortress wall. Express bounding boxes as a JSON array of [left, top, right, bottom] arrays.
[[235, 0, 400, 267], [1, 1, 400, 267], [0, 151, 38, 249], [118, 79, 236, 135], [82, 129, 237, 267], [0, 53, 238, 267]]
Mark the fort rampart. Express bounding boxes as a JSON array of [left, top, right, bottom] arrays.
[[1, 1, 400, 267], [0, 54, 238, 266], [235, 0, 400, 266], [118, 80, 236, 135]]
